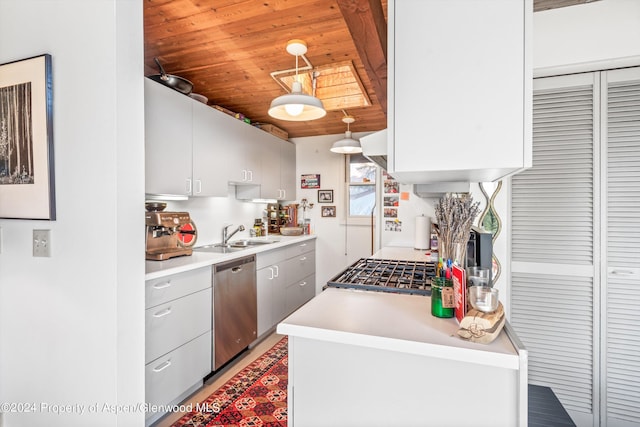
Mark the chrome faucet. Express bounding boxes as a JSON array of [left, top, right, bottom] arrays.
[[222, 224, 245, 246]]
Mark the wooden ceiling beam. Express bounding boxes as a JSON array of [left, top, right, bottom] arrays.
[[337, 0, 388, 117]]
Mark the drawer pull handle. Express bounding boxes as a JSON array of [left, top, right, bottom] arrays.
[[299, 256, 307, 261], [153, 307, 172, 318], [299, 243, 306, 247], [299, 281, 307, 287], [269, 267, 274, 280], [153, 360, 172, 372], [273, 265, 279, 277], [152, 282, 171, 290]]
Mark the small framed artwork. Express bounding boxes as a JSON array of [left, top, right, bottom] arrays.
[[301, 174, 320, 189], [0, 54, 55, 219], [318, 189, 333, 203], [384, 208, 398, 218], [321, 206, 336, 218]]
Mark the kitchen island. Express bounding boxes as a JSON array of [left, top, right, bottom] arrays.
[[277, 286, 527, 427]]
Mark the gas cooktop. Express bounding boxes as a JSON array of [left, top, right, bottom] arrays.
[[326, 258, 436, 296]]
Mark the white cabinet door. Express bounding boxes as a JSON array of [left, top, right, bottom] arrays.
[[236, 133, 295, 201], [388, 0, 532, 183], [284, 273, 315, 315], [272, 263, 288, 325], [284, 251, 315, 285], [256, 266, 276, 337], [192, 101, 230, 197], [145, 332, 211, 422], [145, 79, 193, 196], [145, 266, 211, 309], [257, 132, 282, 200], [145, 287, 212, 364], [224, 117, 262, 185], [279, 139, 296, 201]]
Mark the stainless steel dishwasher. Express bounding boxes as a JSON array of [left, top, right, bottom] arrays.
[[213, 254, 257, 370]]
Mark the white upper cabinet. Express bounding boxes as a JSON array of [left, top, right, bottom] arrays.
[[236, 134, 296, 201], [258, 137, 296, 201], [223, 115, 262, 185], [145, 79, 228, 197], [145, 79, 194, 197], [388, 0, 532, 183], [146, 78, 294, 199], [192, 101, 231, 197], [279, 139, 296, 200]]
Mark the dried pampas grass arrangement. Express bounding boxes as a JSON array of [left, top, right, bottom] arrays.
[[434, 193, 480, 265]]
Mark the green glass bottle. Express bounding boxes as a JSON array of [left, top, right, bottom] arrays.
[[431, 277, 454, 318]]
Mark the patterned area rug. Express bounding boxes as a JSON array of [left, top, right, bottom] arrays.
[[171, 337, 288, 427]]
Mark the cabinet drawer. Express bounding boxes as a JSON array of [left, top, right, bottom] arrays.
[[285, 273, 315, 316], [145, 288, 211, 364], [145, 332, 211, 419], [286, 240, 315, 258], [285, 251, 315, 284], [256, 246, 289, 270], [146, 266, 211, 309]]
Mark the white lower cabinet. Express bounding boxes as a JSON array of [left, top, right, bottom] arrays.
[[285, 273, 315, 315], [145, 266, 212, 425], [145, 288, 212, 364], [145, 332, 211, 423], [256, 240, 316, 338]]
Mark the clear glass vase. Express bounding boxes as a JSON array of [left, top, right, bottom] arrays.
[[440, 240, 467, 267]]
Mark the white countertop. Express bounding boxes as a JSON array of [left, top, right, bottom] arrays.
[[371, 246, 437, 262], [145, 234, 316, 280], [277, 287, 521, 370]]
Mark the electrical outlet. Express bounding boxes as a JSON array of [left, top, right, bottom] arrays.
[[33, 229, 51, 257]]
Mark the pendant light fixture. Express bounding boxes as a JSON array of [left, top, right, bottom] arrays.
[[268, 40, 327, 121], [330, 114, 362, 154]]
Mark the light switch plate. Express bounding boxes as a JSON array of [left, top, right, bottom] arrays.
[[33, 229, 51, 257]]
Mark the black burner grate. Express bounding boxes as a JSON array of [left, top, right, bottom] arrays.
[[326, 258, 436, 296]]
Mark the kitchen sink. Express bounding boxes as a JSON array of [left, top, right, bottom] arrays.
[[194, 238, 280, 254], [229, 238, 280, 247], [194, 245, 246, 254]]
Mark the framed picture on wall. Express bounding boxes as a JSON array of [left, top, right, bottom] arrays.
[[318, 189, 333, 203], [0, 54, 55, 219], [321, 206, 336, 217], [301, 174, 320, 189]]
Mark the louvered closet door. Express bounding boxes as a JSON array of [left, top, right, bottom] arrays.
[[511, 72, 598, 427], [603, 67, 640, 427]]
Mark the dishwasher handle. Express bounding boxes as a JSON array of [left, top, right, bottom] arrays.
[[215, 255, 256, 273]]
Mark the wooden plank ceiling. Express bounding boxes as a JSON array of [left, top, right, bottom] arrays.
[[144, 0, 599, 139]]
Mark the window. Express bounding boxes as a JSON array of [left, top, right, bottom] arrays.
[[348, 153, 376, 216]]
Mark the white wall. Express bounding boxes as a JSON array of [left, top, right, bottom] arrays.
[[0, 1, 145, 426], [292, 133, 375, 290]]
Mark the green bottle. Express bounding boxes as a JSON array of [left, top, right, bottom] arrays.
[[431, 276, 454, 318]]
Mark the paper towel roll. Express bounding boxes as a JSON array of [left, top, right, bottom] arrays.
[[414, 215, 430, 250]]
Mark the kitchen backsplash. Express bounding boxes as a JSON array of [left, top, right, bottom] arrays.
[[162, 185, 267, 246]]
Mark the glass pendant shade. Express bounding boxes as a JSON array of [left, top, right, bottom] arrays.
[[330, 130, 362, 154], [269, 81, 326, 121]]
